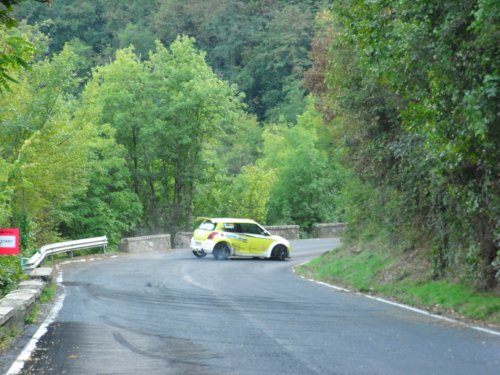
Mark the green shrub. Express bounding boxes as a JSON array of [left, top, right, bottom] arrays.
[[0, 256, 24, 297]]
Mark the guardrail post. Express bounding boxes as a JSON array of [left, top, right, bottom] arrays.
[[21, 257, 29, 268]]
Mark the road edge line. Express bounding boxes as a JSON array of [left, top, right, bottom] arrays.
[[293, 262, 500, 337]]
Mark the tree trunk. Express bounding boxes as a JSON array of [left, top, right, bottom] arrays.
[[475, 212, 497, 291]]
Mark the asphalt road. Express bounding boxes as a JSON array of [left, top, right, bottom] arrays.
[[10, 239, 500, 374]]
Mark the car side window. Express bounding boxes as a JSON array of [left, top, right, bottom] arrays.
[[222, 223, 238, 233], [239, 223, 265, 235]]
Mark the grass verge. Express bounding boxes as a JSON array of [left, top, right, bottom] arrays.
[[296, 246, 500, 327], [25, 305, 40, 324], [40, 283, 57, 303], [24, 283, 58, 325], [0, 328, 22, 353]]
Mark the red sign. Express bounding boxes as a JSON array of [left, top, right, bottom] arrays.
[[0, 228, 20, 255]]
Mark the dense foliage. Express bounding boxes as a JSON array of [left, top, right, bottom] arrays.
[[0, 0, 498, 294], [0, 255, 23, 297], [14, 0, 326, 121], [307, 1, 499, 290], [0, 0, 50, 90]]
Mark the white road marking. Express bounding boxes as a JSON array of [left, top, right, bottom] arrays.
[[6, 272, 66, 375], [293, 263, 500, 337]]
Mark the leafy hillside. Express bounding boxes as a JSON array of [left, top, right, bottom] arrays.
[[309, 1, 499, 292]]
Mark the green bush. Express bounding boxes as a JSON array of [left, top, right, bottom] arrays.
[[0, 256, 24, 297]]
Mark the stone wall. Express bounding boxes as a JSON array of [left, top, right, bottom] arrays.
[[265, 225, 300, 240], [312, 223, 346, 238], [144, 223, 343, 250], [119, 234, 172, 253], [173, 232, 193, 249]]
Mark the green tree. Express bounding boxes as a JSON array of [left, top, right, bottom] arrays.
[[15, 0, 116, 63], [1, 0, 50, 26], [85, 37, 246, 232], [192, 113, 263, 220], [84, 46, 151, 196], [0, 0, 50, 90], [0, 24, 32, 89], [225, 163, 275, 223], [58, 124, 142, 246], [0, 0, 50, 297], [0, 158, 13, 227], [147, 36, 244, 230], [1, 40, 144, 249], [262, 100, 344, 230], [0, 44, 97, 246], [241, 3, 314, 121]]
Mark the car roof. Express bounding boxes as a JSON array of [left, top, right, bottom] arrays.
[[206, 218, 257, 224]]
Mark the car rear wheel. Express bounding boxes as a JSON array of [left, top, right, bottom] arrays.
[[213, 243, 231, 260], [273, 245, 288, 261], [192, 250, 207, 258]]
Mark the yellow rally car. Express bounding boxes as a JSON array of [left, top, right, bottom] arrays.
[[190, 218, 291, 260]]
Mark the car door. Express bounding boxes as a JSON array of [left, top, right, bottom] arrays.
[[237, 223, 272, 255], [220, 222, 248, 253]]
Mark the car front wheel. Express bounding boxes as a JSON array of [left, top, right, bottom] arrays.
[[273, 245, 288, 261]]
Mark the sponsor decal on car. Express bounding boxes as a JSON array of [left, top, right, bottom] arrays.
[[225, 233, 248, 242]]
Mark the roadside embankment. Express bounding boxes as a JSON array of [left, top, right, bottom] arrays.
[[296, 244, 500, 328]]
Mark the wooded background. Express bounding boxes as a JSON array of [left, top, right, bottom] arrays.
[[0, 0, 498, 292]]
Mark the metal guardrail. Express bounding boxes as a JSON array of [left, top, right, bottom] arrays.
[[23, 236, 108, 270]]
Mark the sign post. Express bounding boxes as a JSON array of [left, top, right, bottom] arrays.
[[0, 228, 20, 255]]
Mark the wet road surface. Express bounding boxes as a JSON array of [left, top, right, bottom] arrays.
[[9, 239, 500, 374]]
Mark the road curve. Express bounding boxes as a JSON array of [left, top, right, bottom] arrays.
[[12, 239, 500, 374]]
